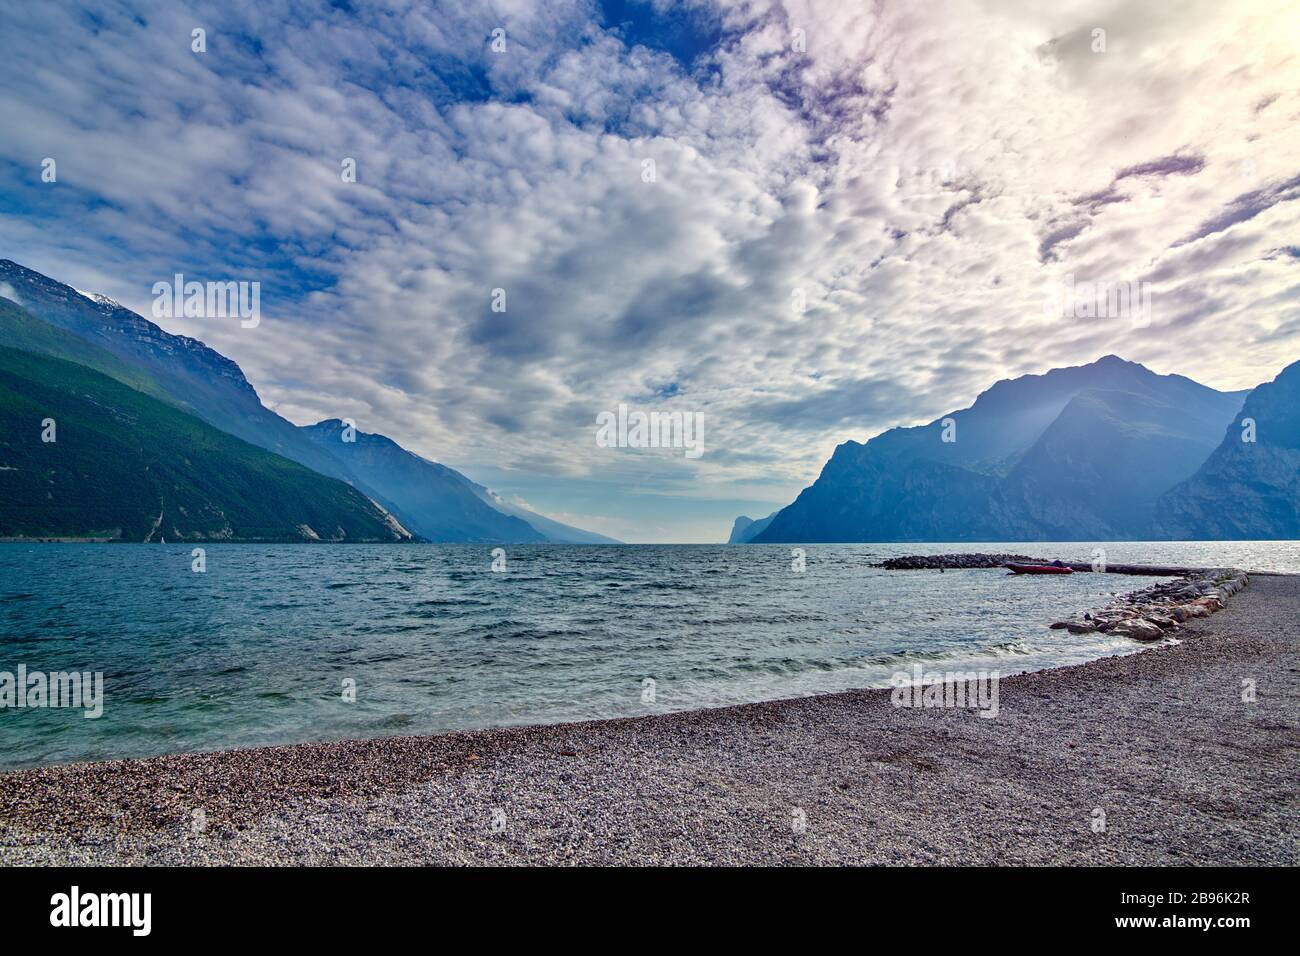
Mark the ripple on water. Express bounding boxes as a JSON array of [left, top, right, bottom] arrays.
[[0, 540, 1294, 769]]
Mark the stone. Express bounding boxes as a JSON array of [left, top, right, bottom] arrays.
[[1056, 566, 1246, 644], [1114, 620, 1165, 642]]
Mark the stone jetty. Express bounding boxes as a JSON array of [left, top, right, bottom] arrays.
[[1049, 568, 1250, 641], [875, 553, 1251, 643]]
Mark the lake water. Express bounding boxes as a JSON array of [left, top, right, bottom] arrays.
[[1, 540, 1296, 769]]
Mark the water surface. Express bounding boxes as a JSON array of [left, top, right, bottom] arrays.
[[1, 540, 1295, 769]]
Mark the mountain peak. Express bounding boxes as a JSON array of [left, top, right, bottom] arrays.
[[304, 418, 402, 451], [728, 510, 777, 543], [75, 288, 124, 311], [1093, 353, 1133, 366]]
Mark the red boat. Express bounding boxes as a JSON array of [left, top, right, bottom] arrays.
[[1005, 562, 1074, 575]]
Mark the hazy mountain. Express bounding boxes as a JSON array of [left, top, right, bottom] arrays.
[[1, 259, 615, 545], [1153, 359, 1300, 539], [727, 511, 777, 543], [467, 487, 622, 544], [750, 356, 1249, 543], [301, 419, 545, 543], [0, 344, 410, 542], [997, 384, 1247, 538]]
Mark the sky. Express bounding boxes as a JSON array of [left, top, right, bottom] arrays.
[[0, 0, 1297, 542]]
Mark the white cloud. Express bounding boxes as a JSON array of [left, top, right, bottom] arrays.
[[1, 0, 1297, 540]]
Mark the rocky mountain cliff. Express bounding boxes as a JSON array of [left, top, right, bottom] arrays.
[[727, 512, 777, 543], [997, 385, 1245, 538], [1153, 359, 1300, 539], [747, 356, 1251, 543]]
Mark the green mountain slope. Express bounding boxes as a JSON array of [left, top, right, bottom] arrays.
[[2, 261, 618, 545], [0, 260, 353, 483], [0, 344, 411, 542], [0, 296, 171, 402]]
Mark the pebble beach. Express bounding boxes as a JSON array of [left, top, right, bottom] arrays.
[[1, 573, 1296, 866]]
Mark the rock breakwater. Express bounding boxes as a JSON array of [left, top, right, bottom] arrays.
[[1049, 568, 1249, 642], [876, 553, 1049, 570]]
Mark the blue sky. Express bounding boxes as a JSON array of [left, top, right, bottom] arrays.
[[1, 0, 1298, 541]]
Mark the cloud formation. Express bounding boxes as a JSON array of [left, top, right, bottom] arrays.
[[1, 0, 1297, 540]]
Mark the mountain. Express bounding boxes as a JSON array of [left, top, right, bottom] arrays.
[[0, 296, 172, 402], [301, 419, 544, 543], [1153, 359, 1300, 539], [750, 356, 1249, 543], [997, 385, 1246, 538], [0, 343, 410, 542], [1, 259, 616, 545], [467, 487, 622, 544], [727, 511, 777, 543], [0, 259, 351, 483], [302, 421, 622, 543]]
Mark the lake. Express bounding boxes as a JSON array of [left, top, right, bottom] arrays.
[[1, 540, 1296, 769]]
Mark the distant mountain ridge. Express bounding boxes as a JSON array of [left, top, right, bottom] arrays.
[[745, 355, 1259, 543], [466, 487, 621, 544], [0, 259, 616, 544], [301, 419, 544, 543], [728, 511, 777, 543]]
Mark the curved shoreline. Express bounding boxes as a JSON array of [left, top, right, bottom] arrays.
[[2, 574, 1297, 865], [0, 565, 1214, 776]]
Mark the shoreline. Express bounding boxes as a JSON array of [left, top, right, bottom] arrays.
[[0, 564, 1227, 775], [1, 575, 1297, 865]]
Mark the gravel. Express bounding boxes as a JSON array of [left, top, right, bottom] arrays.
[[1, 575, 1297, 866]]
